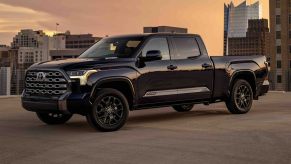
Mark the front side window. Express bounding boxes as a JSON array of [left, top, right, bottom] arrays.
[[142, 38, 170, 60], [172, 37, 201, 59], [79, 37, 143, 58]]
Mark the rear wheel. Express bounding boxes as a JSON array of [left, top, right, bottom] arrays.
[[226, 79, 253, 114], [172, 104, 194, 112], [36, 112, 72, 125], [86, 88, 129, 132]]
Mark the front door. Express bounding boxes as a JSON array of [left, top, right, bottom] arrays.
[[137, 37, 177, 105]]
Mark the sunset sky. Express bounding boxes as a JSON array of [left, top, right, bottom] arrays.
[[0, 0, 269, 55]]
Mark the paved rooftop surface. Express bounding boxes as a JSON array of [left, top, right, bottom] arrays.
[[0, 92, 291, 164]]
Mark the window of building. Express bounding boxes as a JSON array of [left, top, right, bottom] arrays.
[[276, 31, 281, 39], [277, 75, 282, 83], [277, 46, 281, 54], [276, 15, 281, 24], [172, 37, 201, 59], [289, 14, 291, 24], [276, 0, 280, 8], [277, 60, 282, 68], [289, 60, 291, 69], [289, 31, 291, 39], [290, 45, 291, 53]]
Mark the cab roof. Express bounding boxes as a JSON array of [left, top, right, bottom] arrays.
[[106, 33, 200, 39]]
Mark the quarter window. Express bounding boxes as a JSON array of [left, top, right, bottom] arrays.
[[172, 37, 201, 59], [142, 38, 170, 60]]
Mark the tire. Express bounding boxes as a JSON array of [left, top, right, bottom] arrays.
[[172, 104, 194, 112], [226, 79, 253, 114], [86, 88, 129, 132], [36, 112, 72, 125]]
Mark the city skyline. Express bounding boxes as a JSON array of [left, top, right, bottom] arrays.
[[0, 0, 269, 55]]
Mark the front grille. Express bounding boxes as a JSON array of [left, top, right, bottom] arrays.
[[25, 70, 68, 97]]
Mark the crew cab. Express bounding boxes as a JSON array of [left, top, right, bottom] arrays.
[[21, 33, 269, 131]]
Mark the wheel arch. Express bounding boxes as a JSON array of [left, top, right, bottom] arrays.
[[229, 70, 257, 98], [89, 77, 135, 109]]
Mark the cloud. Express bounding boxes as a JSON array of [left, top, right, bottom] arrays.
[[0, 3, 58, 33]]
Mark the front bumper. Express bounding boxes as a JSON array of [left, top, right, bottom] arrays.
[[257, 80, 269, 96], [21, 92, 91, 115]]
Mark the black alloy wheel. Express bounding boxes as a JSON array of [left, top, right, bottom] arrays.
[[86, 88, 129, 132], [226, 79, 253, 114]]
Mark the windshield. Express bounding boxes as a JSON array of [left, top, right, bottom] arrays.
[[79, 37, 144, 59]]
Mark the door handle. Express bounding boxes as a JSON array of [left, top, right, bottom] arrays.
[[167, 65, 178, 70], [202, 63, 213, 69]]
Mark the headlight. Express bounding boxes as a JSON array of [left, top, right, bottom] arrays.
[[67, 70, 97, 85], [67, 70, 88, 77]]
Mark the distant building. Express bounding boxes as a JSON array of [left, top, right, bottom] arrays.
[[144, 26, 188, 34], [0, 67, 11, 95], [9, 29, 51, 95], [50, 31, 101, 59], [11, 29, 50, 61], [227, 19, 270, 56], [0, 46, 12, 95], [50, 49, 86, 60], [0, 46, 10, 67], [0, 45, 9, 48], [65, 33, 101, 49], [224, 1, 261, 55], [269, 0, 291, 91]]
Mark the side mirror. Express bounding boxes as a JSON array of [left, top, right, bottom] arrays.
[[144, 50, 162, 61]]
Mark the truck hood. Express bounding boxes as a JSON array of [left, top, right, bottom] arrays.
[[29, 58, 135, 70]]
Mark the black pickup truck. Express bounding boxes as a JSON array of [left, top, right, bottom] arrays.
[[22, 33, 269, 131]]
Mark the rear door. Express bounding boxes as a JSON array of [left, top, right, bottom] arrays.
[[169, 36, 214, 101]]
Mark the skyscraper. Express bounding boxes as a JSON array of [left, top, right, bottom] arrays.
[[10, 29, 51, 95], [0, 67, 11, 95], [269, 0, 291, 91], [0, 46, 11, 95], [224, 1, 262, 55], [227, 19, 270, 56]]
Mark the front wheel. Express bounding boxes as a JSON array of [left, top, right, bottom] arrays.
[[226, 79, 253, 114], [86, 88, 129, 132], [172, 104, 194, 112], [36, 112, 72, 125]]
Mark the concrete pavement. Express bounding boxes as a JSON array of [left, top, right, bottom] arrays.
[[0, 93, 291, 164]]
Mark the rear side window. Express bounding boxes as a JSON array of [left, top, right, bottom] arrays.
[[172, 37, 201, 59]]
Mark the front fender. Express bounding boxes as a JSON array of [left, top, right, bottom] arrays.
[[86, 68, 137, 103]]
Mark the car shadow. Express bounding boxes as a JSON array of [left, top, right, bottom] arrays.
[[127, 109, 230, 124], [30, 109, 230, 133]]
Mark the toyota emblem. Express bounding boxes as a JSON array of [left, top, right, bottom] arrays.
[[36, 72, 46, 81]]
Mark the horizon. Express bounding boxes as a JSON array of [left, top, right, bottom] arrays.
[[0, 0, 269, 55]]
